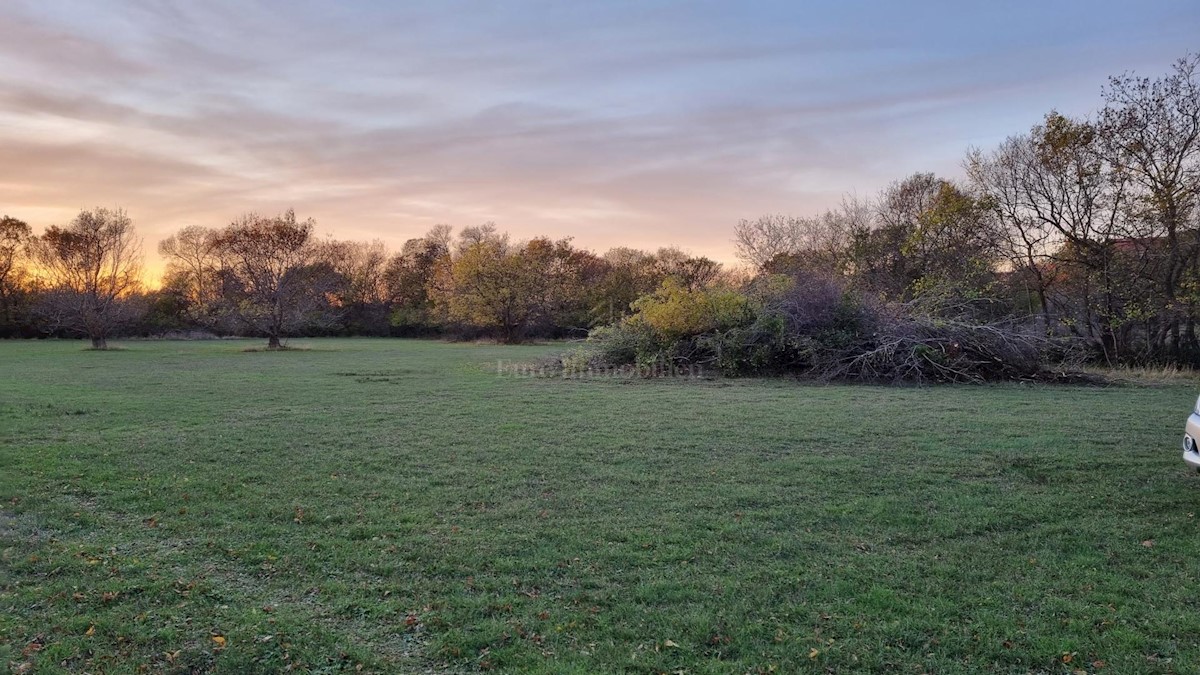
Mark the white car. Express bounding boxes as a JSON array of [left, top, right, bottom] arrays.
[[1185, 396, 1200, 470]]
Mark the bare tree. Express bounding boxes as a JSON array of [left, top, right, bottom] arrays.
[[455, 222, 504, 255], [735, 204, 863, 277], [214, 209, 340, 349], [28, 208, 143, 349], [1098, 54, 1200, 357], [970, 112, 1131, 359], [967, 138, 1059, 328], [653, 247, 722, 291], [424, 224, 453, 252], [733, 214, 806, 269], [159, 225, 222, 322]]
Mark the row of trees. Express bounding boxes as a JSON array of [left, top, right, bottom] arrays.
[[0, 208, 726, 348], [732, 55, 1200, 366], [156, 216, 725, 346]]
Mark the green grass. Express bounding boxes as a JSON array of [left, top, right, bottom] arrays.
[[2, 338, 1200, 674]]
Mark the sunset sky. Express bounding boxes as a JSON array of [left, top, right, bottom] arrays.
[[2, 1, 1197, 275]]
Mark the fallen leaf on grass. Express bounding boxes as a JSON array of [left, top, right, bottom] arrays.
[[85, 625, 95, 637], [1141, 539, 1155, 548], [808, 648, 820, 659], [662, 639, 679, 648], [211, 635, 227, 649]]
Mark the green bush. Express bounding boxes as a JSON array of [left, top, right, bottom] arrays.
[[627, 279, 753, 339]]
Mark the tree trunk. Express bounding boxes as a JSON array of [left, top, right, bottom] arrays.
[[91, 336, 107, 350], [268, 335, 281, 350], [1036, 287, 1052, 337], [1185, 318, 1199, 364], [1171, 320, 1182, 362]]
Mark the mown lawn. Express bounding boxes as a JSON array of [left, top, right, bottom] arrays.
[[1, 339, 1199, 674]]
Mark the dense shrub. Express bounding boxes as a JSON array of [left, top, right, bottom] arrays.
[[628, 279, 753, 338], [587, 280, 755, 373]]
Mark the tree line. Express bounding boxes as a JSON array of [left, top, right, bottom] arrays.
[[0, 208, 726, 349], [1, 55, 1197, 371]]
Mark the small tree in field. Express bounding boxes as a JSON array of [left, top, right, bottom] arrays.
[[29, 208, 143, 349], [214, 209, 340, 349]]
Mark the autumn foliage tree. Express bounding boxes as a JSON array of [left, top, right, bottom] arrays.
[[28, 208, 143, 349], [439, 231, 609, 342], [444, 234, 537, 343], [385, 227, 452, 334], [214, 210, 341, 349]]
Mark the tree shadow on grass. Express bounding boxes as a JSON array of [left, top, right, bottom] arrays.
[[241, 346, 311, 353], [238, 345, 340, 353]]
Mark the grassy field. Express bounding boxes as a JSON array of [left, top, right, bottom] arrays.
[[2, 339, 1199, 674]]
